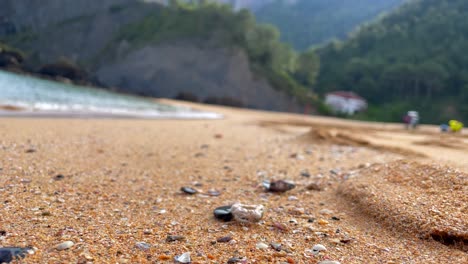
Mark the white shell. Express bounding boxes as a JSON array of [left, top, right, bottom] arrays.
[[256, 242, 269, 249], [311, 244, 327, 255], [231, 203, 264, 223], [55, 241, 74, 250], [175, 252, 191, 263]]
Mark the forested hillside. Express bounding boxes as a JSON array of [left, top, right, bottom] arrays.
[[317, 0, 468, 123], [255, 0, 405, 50]]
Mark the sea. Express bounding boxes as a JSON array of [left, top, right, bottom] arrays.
[[0, 70, 221, 119]]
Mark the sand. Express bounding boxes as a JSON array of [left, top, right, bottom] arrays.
[[0, 100, 466, 263]]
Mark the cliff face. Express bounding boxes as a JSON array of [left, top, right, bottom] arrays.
[[0, 0, 304, 112], [96, 43, 300, 111]]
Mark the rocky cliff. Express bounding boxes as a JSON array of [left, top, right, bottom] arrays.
[[0, 0, 305, 113]]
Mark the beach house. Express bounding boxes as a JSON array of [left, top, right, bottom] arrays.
[[325, 91, 367, 115]]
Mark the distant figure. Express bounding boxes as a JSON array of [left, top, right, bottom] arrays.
[[440, 124, 449, 132], [449, 120, 463, 133], [404, 110, 419, 130]]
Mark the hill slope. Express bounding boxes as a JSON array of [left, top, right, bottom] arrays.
[[317, 0, 468, 123], [254, 0, 406, 50]]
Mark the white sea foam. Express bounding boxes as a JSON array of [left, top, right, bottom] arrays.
[[0, 70, 222, 119]]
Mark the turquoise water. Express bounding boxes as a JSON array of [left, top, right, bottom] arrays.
[[0, 70, 221, 119]]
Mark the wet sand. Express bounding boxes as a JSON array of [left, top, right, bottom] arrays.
[[0, 100, 466, 263]]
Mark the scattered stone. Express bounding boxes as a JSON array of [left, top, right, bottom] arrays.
[[311, 244, 327, 255], [174, 252, 191, 263], [270, 242, 282, 251], [216, 236, 232, 243], [207, 189, 221, 197], [0, 247, 35, 263], [256, 242, 269, 250], [55, 241, 74, 250], [227, 257, 244, 263], [300, 170, 311, 177], [331, 216, 340, 221], [181, 187, 197, 195], [272, 222, 289, 232], [330, 169, 340, 175], [340, 238, 352, 244], [25, 148, 36, 153], [264, 180, 295, 193], [54, 174, 65, 181], [318, 219, 329, 225], [318, 261, 340, 264], [214, 134, 223, 139], [0, 230, 6, 236], [166, 235, 185, 242], [213, 205, 233, 222], [306, 181, 324, 191], [231, 203, 264, 223], [288, 196, 298, 201], [135, 242, 151, 251], [308, 218, 315, 223]]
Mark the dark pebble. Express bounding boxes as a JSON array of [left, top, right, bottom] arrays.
[[300, 170, 311, 177], [166, 235, 185, 242], [216, 236, 232, 243], [25, 149, 36, 153], [308, 218, 316, 223], [331, 216, 340, 221], [54, 174, 65, 181], [227, 257, 243, 263], [267, 180, 295, 192], [0, 247, 33, 263], [270, 242, 282, 251], [181, 187, 197, 195], [0, 231, 6, 236], [213, 205, 233, 222]]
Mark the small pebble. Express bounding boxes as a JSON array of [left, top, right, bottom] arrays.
[[300, 170, 311, 177], [166, 235, 185, 242], [227, 257, 244, 263], [318, 219, 329, 225], [207, 189, 221, 196], [306, 182, 324, 191], [256, 242, 269, 250], [55, 241, 74, 250], [54, 174, 65, 181], [318, 261, 341, 264], [181, 187, 197, 195], [270, 242, 282, 251], [174, 252, 191, 263], [213, 205, 233, 221], [0, 247, 35, 263], [216, 236, 232, 243], [311, 244, 327, 255], [266, 180, 295, 193], [288, 196, 298, 201], [135, 242, 151, 251], [231, 203, 264, 223]]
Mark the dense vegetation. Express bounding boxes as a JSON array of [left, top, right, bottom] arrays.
[[116, 0, 322, 105], [317, 0, 468, 124], [255, 0, 405, 50]]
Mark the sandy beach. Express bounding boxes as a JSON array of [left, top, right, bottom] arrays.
[[0, 100, 466, 263]]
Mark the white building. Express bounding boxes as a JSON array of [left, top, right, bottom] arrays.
[[325, 91, 367, 115]]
